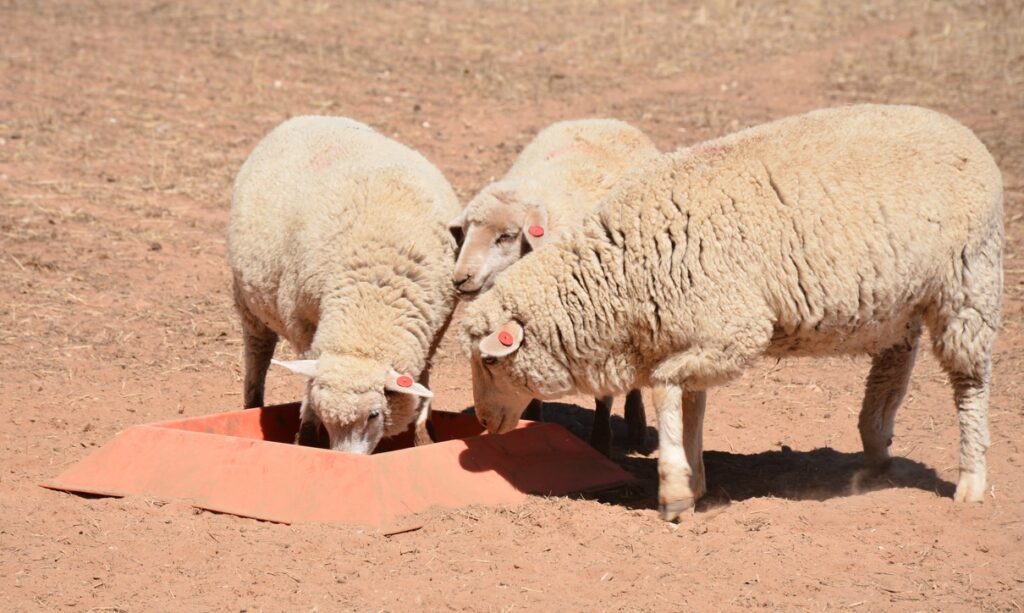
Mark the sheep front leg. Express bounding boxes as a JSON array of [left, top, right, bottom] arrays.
[[413, 369, 435, 446], [296, 390, 329, 448], [655, 384, 706, 521], [413, 397, 435, 446], [235, 287, 278, 409]]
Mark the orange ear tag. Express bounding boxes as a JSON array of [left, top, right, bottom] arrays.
[[497, 331, 515, 347], [528, 225, 545, 238], [396, 375, 414, 388]]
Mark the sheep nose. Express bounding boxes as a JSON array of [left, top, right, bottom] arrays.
[[453, 272, 471, 288], [455, 276, 479, 296]]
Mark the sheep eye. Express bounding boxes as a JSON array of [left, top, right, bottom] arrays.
[[368, 410, 381, 420], [482, 356, 498, 366], [495, 232, 516, 245]]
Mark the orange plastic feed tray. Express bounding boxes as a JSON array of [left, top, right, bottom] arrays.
[[42, 403, 634, 526]]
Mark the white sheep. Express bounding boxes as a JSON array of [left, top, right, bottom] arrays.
[[449, 119, 661, 454], [460, 104, 1004, 520], [228, 115, 460, 453]]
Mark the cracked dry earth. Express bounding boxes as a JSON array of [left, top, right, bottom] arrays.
[[2, 1, 1023, 610]]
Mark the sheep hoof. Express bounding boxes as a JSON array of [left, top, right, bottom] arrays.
[[658, 497, 695, 522], [953, 472, 986, 503]]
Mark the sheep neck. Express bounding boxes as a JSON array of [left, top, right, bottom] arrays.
[[310, 285, 429, 375]]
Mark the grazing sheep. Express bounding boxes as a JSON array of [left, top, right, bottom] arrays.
[[449, 119, 660, 453], [228, 115, 460, 454], [460, 104, 1003, 520]]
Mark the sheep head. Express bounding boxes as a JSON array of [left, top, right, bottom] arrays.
[[461, 306, 577, 435], [272, 355, 431, 454], [448, 185, 549, 298]]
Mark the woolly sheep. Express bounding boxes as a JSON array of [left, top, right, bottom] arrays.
[[459, 104, 1003, 520], [449, 119, 660, 453], [228, 115, 460, 454]]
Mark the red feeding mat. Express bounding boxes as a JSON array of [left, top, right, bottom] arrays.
[[41, 403, 634, 526]]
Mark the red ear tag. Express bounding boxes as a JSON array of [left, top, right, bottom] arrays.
[[396, 375, 414, 388], [528, 225, 545, 238], [497, 331, 515, 347]]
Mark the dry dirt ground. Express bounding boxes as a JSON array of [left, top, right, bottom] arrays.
[[2, 0, 1024, 610]]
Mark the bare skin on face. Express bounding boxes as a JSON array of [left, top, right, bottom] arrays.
[[449, 189, 547, 297], [272, 357, 433, 454]]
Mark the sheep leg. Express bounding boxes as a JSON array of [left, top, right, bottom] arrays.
[[950, 375, 990, 502], [413, 369, 435, 446], [858, 322, 921, 471], [522, 399, 544, 422], [236, 288, 278, 409], [413, 398, 435, 446], [590, 396, 614, 456], [655, 384, 706, 522], [242, 329, 278, 408], [932, 308, 995, 503], [296, 389, 329, 448], [624, 388, 647, 447], [413, 311, 455, 446], [931, 236, 1000, 503]]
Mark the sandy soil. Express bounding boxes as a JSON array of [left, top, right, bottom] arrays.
[[2, 1, 1023, 610]]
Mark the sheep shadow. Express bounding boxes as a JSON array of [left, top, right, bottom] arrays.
[[462, 400, 660, 454], [460, 402, 956, 511], [600, 446, 957, 513]]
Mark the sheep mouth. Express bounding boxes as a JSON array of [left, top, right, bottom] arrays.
[[456, 288, 482, 299]]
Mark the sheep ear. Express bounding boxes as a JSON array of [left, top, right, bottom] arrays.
[[448, 209, 467, 247], [521, 206, 549, 253], [271, 358, 319, 378], [479, 321, 524, 358], [384, 369, 433, 398]]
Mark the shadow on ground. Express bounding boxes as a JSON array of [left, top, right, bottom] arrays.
[[604, 445, 957, 514], [461, 400, 660, 453], [462, 402, 957, 512]]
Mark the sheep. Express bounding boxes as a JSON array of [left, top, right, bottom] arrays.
[[449, 119, 661, 454], [459, 104, 1004, 521], [228, 115, 460, 454]]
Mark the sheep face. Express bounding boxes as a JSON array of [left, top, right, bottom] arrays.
[[272, 356, 432, 454], [467, 320, 575, 435], [449, 189, 548, 298]]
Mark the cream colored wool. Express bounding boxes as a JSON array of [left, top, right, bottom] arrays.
[[229, 116, 460, 453], [451, 118, 660, 295], [461, 104, 1003, 519], [451, 119, 660, 453]]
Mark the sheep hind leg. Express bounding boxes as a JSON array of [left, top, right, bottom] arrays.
[[624, 388, 647, 448], [950, 375, 990, 502], [655, 384, 706, 522], [590, 396, 613, 456], [932, 236, 1001, 502], [858, 320, 921, 472], [932, 313, 996, 503]]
